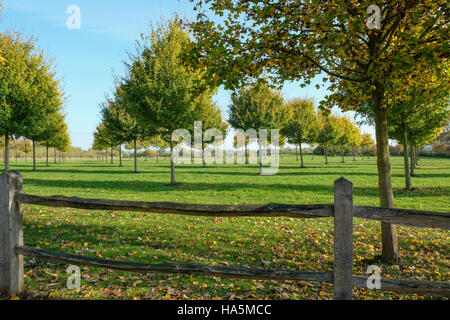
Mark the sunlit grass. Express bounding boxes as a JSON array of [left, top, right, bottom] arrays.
[[3, 154, 449, 300]]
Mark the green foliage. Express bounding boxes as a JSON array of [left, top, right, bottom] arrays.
[[316, 113, 340, 148], [282, 98, 319, 146], [121, 18, 212, 145], [229, 82, 289, 135]]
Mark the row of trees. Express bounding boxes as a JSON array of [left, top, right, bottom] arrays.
[[93, 26, 372, 181], [228, 83, 375, 169], [93, 20, 227, 184], [0, 32, 70, 171]]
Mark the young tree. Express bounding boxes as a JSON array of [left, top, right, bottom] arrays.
[[360, 133, 375, 159], [121, 19, 213, 184], [334, 117, 361, 163], [316, 113, 340, 165], [93, 125, 113, 164], [146, 135, 169, 164], [40, 112, 67, 167], [0, 32, 64, 171], [282, 98, 319, 168], [229, 82, 289, 174], [100, 85, 148, 172], [17, 138, 32, 162], [198, 100, 228, 167], [190, 0, 448, 261]]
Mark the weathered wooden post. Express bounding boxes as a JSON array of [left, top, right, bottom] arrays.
[[333, 177, 353, 300], [0, 171, 24, 295]]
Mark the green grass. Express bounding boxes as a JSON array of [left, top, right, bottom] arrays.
[[2, 154, 449, 300]]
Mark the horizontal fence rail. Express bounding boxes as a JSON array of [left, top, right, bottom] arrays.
[[1, 171, 449, 299], [15, 246, 450, 296], [16, 193, 450, 230]]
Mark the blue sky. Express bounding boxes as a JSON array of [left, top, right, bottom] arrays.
[[0, 0, 374, 150]]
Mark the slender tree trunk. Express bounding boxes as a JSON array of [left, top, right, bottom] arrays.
[[119, 145, 122, 167], [415, 146, 419, 166], [32, 140, 36, 171], [259, 142, 263, 175], [299, 138, 304, 168], [353, 147, 357, 161], [373, 82, 400, 262], [341, 149, 345, 163], [54, 147, 57, 164], [156, 150, 159, 164], [4, 133, 10, 171], [245, 142, 249, 164], [46, 145, 49, 167], [403, 127, 411, 190], [324, 146, 328, 165], [202, 145, 206, 168], [410, 141, 415, 176], [170, 141, 176, 184], [133, 139, 138, 173]]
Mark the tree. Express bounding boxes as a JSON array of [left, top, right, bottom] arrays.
[[146, 135, 169, 164], [198, 100, 228, 167], [282, 98, 319, 168], [229, 82, 289, 174], [316, 113, 339, 165], [360, 133, 375, 158], [0, 32, 64, 171], [40, 112, 67, 167], [93, 125, 113, 163], [100, 85, 148, 172], [356, 78, 449, 190], [334, 117, 361, 163], [189, 0, 448, 261], [17, 138, 32, 162], [121, 19, 213, 184]]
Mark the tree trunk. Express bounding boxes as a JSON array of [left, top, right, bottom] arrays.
[[54, 147, 57, 164], [202, 145, 206, 168], [170, 141, 176, 184], [46, 145, 49, 167], [110, 146, 113, 164], [353, 147, 357, 161], [342, 150, 345, 163], [119, 145, 122, 167], [325, 146, 328, 165], [259, 142, 263, 175], [410, 141, 415, 176], [403, 127, 411, 190], [133, 139, 138, 173], [245, 142, 249, 164], [299, 139, 304, 168], [156, 150, 159, 164], [4, 133, 10, 171], [416, 147, 419, 166], [32, 140, 37, 171], [373, 82, 400, 262]]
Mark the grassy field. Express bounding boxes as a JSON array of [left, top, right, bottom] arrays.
[[2, 154, 449, 300]]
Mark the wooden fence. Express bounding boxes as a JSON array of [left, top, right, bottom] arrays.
[[1, 171, 449, 299]]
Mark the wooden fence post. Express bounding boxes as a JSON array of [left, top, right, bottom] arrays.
[[0, 171, 24, 296], [333, 177, 353, 300]]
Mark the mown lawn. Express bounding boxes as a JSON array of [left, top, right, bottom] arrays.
[[2, 154, 449, 300]]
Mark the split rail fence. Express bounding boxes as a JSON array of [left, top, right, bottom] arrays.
[[1, 171, 449, 299]]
